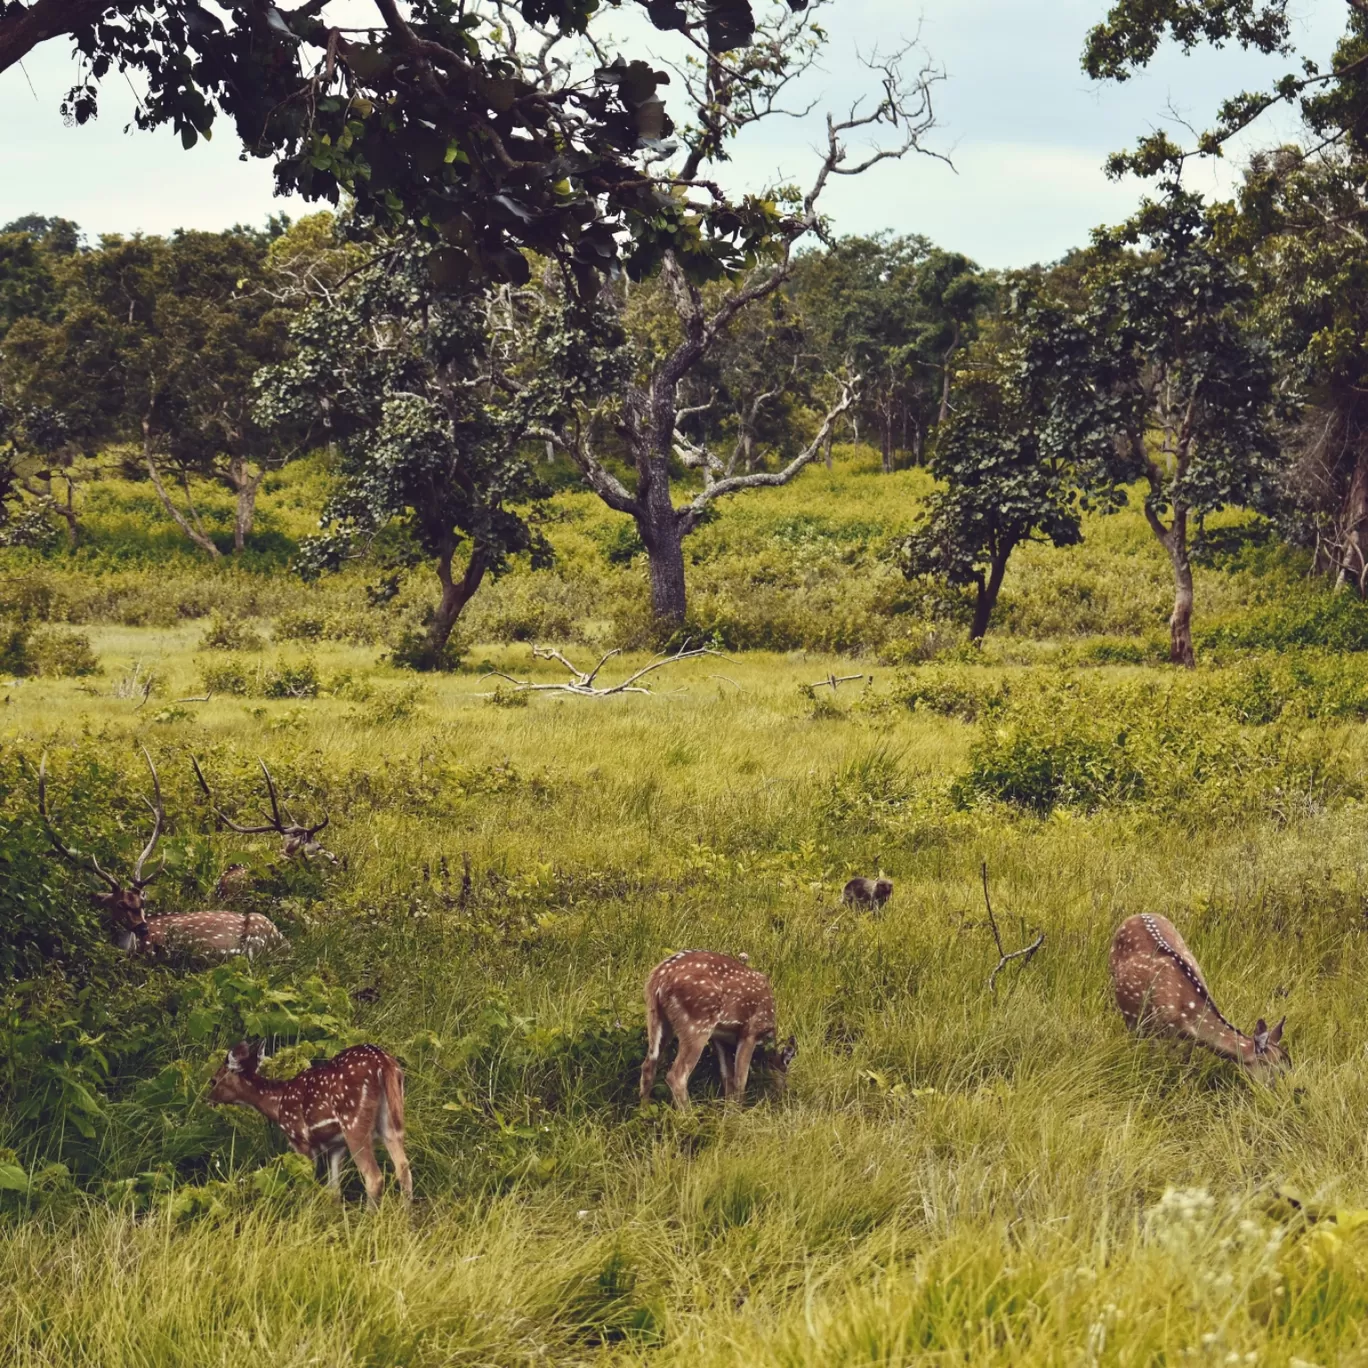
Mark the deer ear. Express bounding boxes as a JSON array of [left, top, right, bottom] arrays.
[[1253, 1019, 1269, 1053], [248, 1038, 270, 1068], [1270, 1016, 1285, 1045]]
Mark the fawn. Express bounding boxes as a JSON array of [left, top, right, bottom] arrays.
[[639, 950, 796, 1109], [1109, 913, 1289, 1081], [208, 1041, 412, 1206]]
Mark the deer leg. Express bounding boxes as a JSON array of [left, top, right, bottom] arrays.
[[640, 1001, 670, 1103], [715, 1039, 736, 1099], [666, 1030, 709, 1111], [376, 1098, 413, 1202], [344, 1127, 386, 1208], [325, 1144, 344, 1196], [730, 1035, 759, 1105]]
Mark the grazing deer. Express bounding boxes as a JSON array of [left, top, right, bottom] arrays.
[[639, 950, 797, 1109], [38, 750, 284, 961], [843, 876, 893, 909], [208, 1040, 412, 1207], [213, 863, 252, 904], [1109, 913, 1289, 1081], [193, 756, 338, 863]]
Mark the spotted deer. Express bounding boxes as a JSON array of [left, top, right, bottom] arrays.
[[843, 876, 893, 909], [1109, 913, 1289, 1081], [39, 750, 284, 960], [193, 756, 338, 863], [209, 1041, 412, 1206], [639, 950, 797, 1109]]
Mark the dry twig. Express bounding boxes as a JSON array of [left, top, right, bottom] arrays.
[[981, 861, 1045, 995], [808, 672, 867, 692], [481, 642, 729, 696]]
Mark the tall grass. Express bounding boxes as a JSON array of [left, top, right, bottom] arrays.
[[7, 634, 1368, 1362]]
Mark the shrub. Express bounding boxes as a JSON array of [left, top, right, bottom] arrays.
[[200, 615, 264, 652], [1202, 590, 1368, 653], [28, 627, 100, 677], [273, 610, 326, 642], [198, 656, 254, 696], [389, 630, 465, 673], [0, 623, 32, 676], [890, 667, 1008, 722], [263, 659, 320, 699]]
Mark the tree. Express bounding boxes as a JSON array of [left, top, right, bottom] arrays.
[[532, 8, 940, 626], [0, 0, 811, 293], [2, 228, 293, 556], [255, 242, 605, 667], [900, 317, 1087, 642], [1031, 186, 1281, 666]]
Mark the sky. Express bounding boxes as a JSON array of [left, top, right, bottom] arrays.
[[0, 0, 1350, 267]]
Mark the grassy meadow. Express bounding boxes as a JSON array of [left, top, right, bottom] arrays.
[[8, 450, 1368, 1364]]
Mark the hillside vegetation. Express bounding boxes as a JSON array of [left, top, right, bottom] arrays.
[[6, 449, 1368, 1364]]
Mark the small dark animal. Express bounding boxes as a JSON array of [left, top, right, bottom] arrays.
[[639, 950, 796, 1109], [1109, 913, 1289, 1082], [208, 1040, 412, 1206], [842, 876, 893, 909]]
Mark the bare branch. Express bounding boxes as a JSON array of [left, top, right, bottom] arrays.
[[981, 861, 1045, 995], [479, 642, 730, 696]]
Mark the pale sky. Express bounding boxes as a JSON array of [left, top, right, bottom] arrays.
[[0, 0, 1348, 267]]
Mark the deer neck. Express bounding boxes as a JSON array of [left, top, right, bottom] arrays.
[[1186, 1002, 1256, 1065], [237, 1075, 288, 1124]]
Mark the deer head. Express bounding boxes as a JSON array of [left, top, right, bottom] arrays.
[[1247, 1016, 1290, 1080], [39, 748, 166, 948], [193, 756, 337, 863], [761, 1034, 799, 1086], [208, 1038, 270, 1105]]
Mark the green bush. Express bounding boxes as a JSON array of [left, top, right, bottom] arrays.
[[890, 667, 1008, 721], [197, 656, 254, 696], [0, 622, 32, 676], [200, 615, 264, 652], [1202, 590, 1368, 652], [28, 627, 100, 677], [263, 659, 320, 699], [273, 610, 326, 642], [389, 630, 465, 673]]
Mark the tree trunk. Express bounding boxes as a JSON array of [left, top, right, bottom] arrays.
[[969, 550, 1010, 642], [143, 420, 221, 559], [880, 420, 893, 475], [1149, 504, 1196, 668], [939, 321, 961, 426], [224, 457, 266, 554], [639, 508, 688, 627], [427, 542, 490, 658]]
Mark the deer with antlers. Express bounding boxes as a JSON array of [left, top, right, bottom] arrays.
[[193, 756, 337, 863], [208, 1040, 411, 1207], [639, 950, 797, 1109], [1110, 913, 1289, 1082], [38, 749, 284, 961]]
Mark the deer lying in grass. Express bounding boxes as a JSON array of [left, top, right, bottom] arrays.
[[1109, 913, 1289, 1082], [843, 876, 893, 909], [639, 951, 796, 1109], [193, 756, 338, 863], [39, 751, 283, 961], [208, 1040, 412, 1207]]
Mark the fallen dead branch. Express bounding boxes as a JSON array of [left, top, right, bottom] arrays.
[[980, 861, 1045, 995], [480, 642, 730, 697], [807, 672, 868, 692]]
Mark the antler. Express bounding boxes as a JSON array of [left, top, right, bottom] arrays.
[[37, 752, 122, 892], [193, 756, 334, 854], [131, 746, 165, 888]]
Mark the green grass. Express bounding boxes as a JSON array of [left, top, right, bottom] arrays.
[[7, 631, 1368, 1364]]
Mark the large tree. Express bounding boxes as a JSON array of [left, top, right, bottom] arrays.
[[0, 0, 815, 293], [527, 6, 940, 626], [1031, 185, 1281, 666], [255, 241, 607, 666], [900, 309, 1095, 642]]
